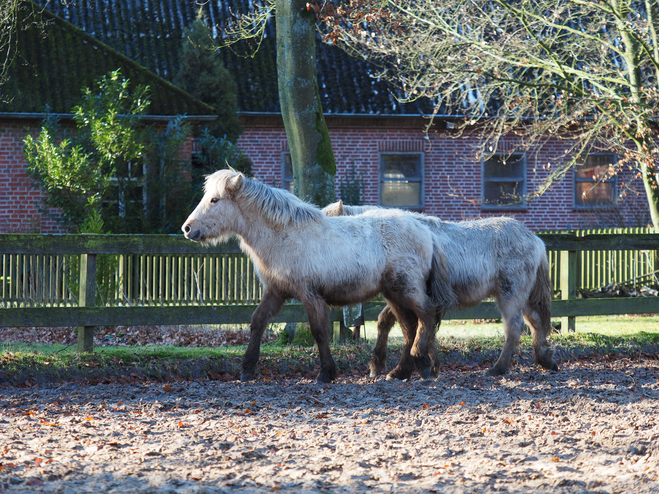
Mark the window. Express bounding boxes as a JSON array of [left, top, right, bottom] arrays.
[[482, 154, 526, 210], [282, 153, 294, 194], [575, 154, 616, 208], [106, 162, 147, 218], [379, 153, 423, 208]]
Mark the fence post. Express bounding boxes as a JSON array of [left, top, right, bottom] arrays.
[[333, 320, 351, 343], [560, 250, 577, 333], [77, 253, 97, 353]]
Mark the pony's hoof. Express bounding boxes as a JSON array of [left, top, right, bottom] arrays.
[[369, 369, 378, 378], [418, 367, 432, 380], [240, 372, 253, 382], [316, 371, 334, 384], [486, 366, 507, 377], [536, 357, 559, 372], [386, 369, 412, 381]]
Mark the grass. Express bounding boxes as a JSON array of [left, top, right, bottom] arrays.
[[1, 314, 657, 385]]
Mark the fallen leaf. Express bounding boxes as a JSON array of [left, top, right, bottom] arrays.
[[163, 385, 171, 392]]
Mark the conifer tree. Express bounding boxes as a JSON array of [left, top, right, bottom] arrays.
[[174, 11, 242, 142]]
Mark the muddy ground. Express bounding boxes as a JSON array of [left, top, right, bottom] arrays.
[[1, 356, 658, 493]]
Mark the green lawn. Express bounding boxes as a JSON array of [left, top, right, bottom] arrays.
[[360, 313, 659, 340], [1, 314, 657, 383]]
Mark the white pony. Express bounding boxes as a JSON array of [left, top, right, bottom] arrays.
[[322, 201, 558, 377], [182, 170, 447, 383]]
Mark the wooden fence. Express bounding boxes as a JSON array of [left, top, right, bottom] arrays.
[[1, 232, 658, 351], [542, 227, 658, 291]]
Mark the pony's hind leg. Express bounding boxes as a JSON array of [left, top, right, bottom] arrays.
[[524, 263, 558, 372], [487, 308, 524, 376], [370, 305, 397, 377], [524, 305, 558, 371], [429, 319, 442, 378], [242, 289, 286, 381], [384, 304, 419, 381], [409, 309, 437, 379], [302, 296, 338, 384]]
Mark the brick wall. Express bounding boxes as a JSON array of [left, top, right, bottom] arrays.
[[1, 119, 195, 233], [0, 120, 64, 233], [237, 115, 652, 231], [2, 115, 652, 233]]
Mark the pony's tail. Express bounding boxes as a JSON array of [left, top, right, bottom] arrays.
[[427, 242, 457, 316], [528, 255, 552, 329]]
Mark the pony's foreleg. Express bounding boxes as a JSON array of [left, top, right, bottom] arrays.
[[370, 305, 397, 377], [303, 297, 338, 384], [487, 309, 524, 376], [384, 304, 419, 381], [241, 290, 286, 382]]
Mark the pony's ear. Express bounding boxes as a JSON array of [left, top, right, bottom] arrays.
[[337, 200, 344, 215], [226, 173, 244, 195]]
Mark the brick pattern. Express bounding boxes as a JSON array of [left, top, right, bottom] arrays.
[[237, 120, 652, 231], [1, 121, 64, 233], [1, 120, 195, 234], [2, 118, 652, 233]]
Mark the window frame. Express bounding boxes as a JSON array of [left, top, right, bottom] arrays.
[[106, 161, 147, 218], [377, 151, 425, 209], [573, 153, 618, 210], [481, 153, 527, 211]]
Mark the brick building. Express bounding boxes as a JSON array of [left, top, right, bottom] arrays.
[[1, 0, 652, 233], [0, 3, 215, 233]]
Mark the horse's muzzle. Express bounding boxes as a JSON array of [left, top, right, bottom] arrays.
[[182, 223, 201, 241]]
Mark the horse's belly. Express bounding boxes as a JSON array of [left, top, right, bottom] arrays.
[[320, 278, 382, 307]]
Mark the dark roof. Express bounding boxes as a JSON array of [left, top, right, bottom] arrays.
[[33, 0, 432, 116], [1, 1, 215, 116]]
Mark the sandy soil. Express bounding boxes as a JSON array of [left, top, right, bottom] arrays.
[[1, 356, 658, 493]]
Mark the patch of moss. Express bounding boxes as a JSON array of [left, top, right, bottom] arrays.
[[291, 323, 315, 347]]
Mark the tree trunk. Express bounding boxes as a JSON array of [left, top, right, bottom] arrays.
[[276, 0, 336, 206]]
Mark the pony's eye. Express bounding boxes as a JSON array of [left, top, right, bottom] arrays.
[[210, 197, 219, 204]]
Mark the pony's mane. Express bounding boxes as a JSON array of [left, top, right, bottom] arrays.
[[208, 170, 323, 227]]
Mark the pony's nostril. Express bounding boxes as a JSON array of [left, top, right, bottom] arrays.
[[183, 224, 191, 233]]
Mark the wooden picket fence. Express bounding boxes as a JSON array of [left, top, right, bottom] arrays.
[[542, 227, 658, 291], [0, 231, 658, 351]]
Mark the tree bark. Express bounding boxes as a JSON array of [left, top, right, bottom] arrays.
[[276, 0, 336, 206]]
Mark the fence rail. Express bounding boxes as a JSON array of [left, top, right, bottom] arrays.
[[541, 228, 658, 291], [1, 232, 658, 351]]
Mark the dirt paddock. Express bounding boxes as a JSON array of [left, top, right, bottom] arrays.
[[1, 357, 658, 493]]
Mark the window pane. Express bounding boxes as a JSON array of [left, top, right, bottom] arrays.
[[576, 155, 613, 179], [284, 154, 293, 179], [484, 155, 525, 179], [380, 153, 423, 207], [381, 154, 421, 179], [575, 182, 615, 206], [283, 153, 294, 193], [483, 181, 524, 206], [381, 181, 421, 207]]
